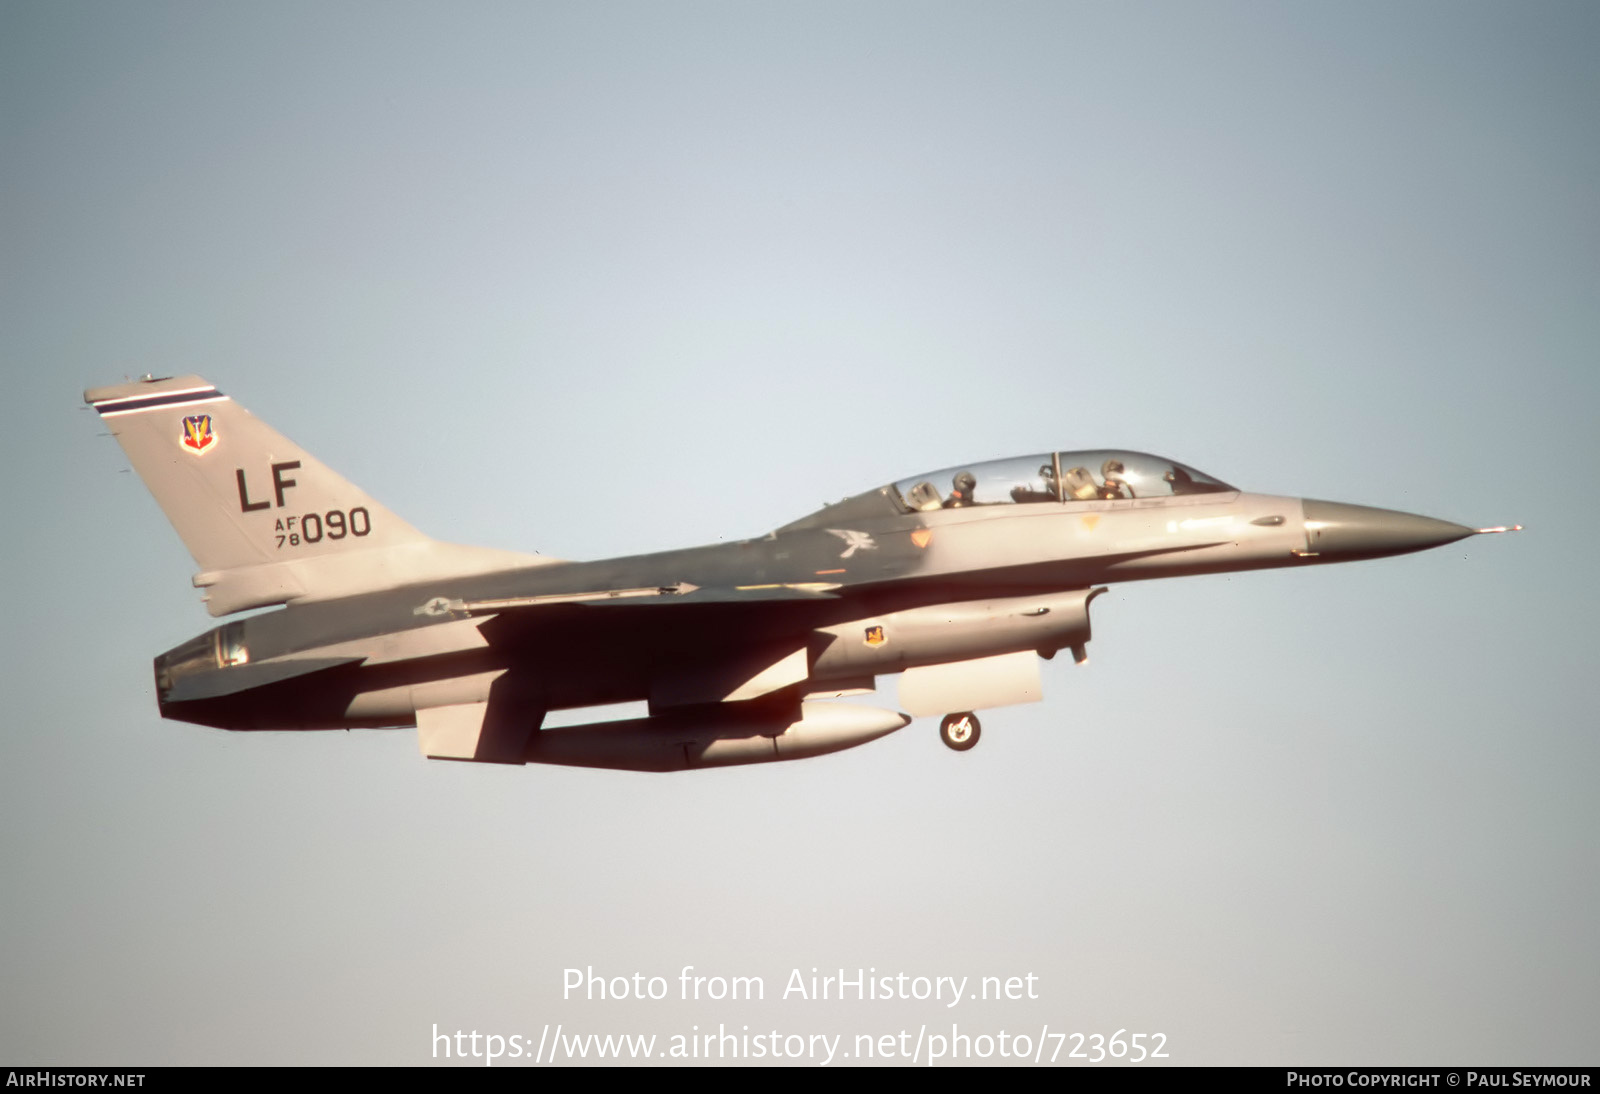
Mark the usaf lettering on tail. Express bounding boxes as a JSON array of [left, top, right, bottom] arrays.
[[86, 375, 1520, 771]]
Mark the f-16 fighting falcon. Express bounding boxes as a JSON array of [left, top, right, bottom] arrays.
[[86, 375, 1519, 771]]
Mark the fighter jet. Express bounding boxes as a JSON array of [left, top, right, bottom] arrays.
[[86, 375, 1518, 771]]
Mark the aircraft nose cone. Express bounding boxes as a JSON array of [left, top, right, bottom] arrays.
[[1302, 499, 1476, 560]]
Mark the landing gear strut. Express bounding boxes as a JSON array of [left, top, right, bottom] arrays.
[[939, 712, 981, 751]]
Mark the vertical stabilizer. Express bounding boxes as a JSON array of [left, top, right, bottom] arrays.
[[87, 375, 555, 614]]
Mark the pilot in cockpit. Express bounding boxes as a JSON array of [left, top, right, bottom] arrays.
[[944, 470, 978, 508], [1099, 458, 1129, 499]]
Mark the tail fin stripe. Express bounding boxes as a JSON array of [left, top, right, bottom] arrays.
[[92, 382, 218, 405], [93, 387, 225, 417]]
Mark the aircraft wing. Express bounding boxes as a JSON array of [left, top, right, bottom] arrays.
[[413, 581, 840, 619], [589, 583, 842, 606]]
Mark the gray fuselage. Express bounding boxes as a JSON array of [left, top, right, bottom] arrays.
[[155, 483, 1465, 734]]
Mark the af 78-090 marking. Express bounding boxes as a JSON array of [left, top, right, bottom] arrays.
[[87, 375, 1517, 770]]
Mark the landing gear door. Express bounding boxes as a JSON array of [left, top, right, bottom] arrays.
[[898, 651, 1042, 718]]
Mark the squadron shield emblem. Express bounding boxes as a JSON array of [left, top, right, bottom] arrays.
[[863, 625, 886, 648], [180, 414, 216, 454]]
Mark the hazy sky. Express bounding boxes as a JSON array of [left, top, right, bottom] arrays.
[[2, 1, 1596, 1065]]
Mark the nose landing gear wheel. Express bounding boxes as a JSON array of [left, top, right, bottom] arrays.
[[939, 712, 981, 751]]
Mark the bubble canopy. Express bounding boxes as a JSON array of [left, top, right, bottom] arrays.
[[891, 451, 1235, 512]]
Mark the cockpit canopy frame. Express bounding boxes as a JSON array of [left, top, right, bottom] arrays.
[[890, 450, 1234, 513]]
